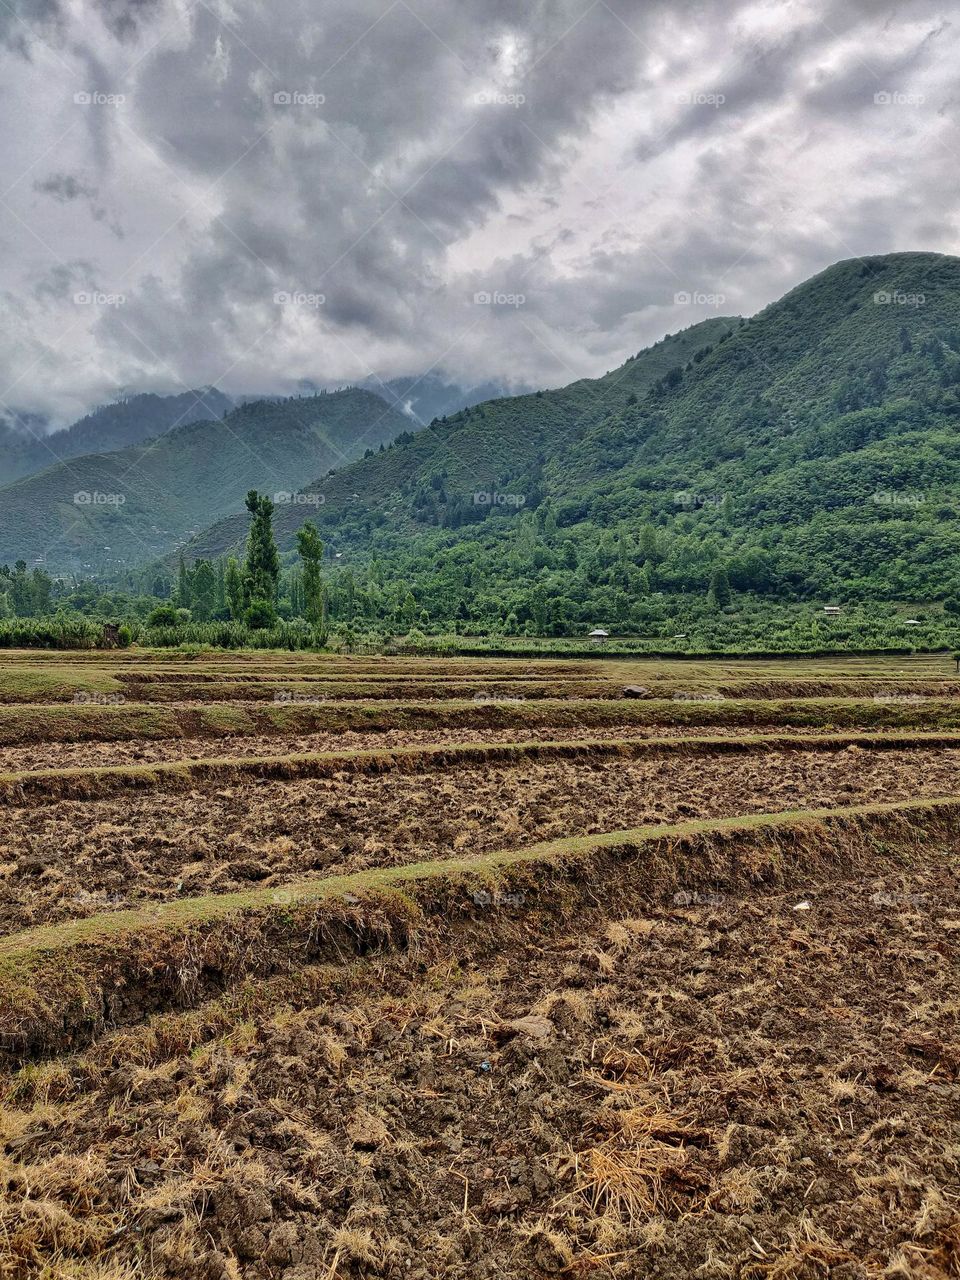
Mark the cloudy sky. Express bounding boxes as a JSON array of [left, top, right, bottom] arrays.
[[0, 0, 956, 425]]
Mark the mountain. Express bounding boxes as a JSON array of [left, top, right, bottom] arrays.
[[183, 316, 738, 564], [179, 252, 960, 629], [0, 389, 234, 487], [0, 388, 410, 572], [361, 374, 528, 426]]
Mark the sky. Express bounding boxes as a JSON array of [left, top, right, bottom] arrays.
[[0, 0, 956, 425]]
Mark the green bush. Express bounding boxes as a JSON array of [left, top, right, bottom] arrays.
[[147, 603, 179, 627], [244, 599, 277, 629]]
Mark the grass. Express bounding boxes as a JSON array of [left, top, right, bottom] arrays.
[[0, 668, 123, 703], [5, 693, 960, 747]]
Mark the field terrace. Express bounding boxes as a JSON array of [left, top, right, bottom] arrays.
[[0, 649, 959, 1278]]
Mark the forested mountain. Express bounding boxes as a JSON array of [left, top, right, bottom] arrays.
[[179, 252, 960, 632], [184, 317, 737, 565], [0, 389, 410, 571], [0, 389, 234, 486]]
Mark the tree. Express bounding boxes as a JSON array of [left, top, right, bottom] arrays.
[[707, 566, 732, 609], [147, 603, 179, 626], [10, 562, 31, 616], [30, 568, 52, 615], [243, 491, 280, 604], [175, 556, 192, 610], [225, 557, 244, 620], [245, 598, 277, 629], [400, 590, 417, 630], [295, 520, 325, 624], [191, 559, 216, 621]]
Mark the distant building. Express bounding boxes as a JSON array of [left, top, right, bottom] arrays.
[[904, 619, 921, 626], [589, 628, 609, 644], [823, 606, 841, 616]]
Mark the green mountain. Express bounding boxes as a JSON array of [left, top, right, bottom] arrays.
[[0, 389, 235, 487], [184, 316, 739, 562], [0, 389, 410, 572], [179, 252, 960, 633]]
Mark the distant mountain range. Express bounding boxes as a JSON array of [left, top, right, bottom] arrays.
[[0, 389, 410, 571], [360, 374, 527, 426], [0, 389, 235, 487]]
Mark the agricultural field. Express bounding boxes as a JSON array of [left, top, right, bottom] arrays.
[[1, 649, 960, 1278]]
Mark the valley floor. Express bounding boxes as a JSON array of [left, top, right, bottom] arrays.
[[1, 650, 959, 1277]]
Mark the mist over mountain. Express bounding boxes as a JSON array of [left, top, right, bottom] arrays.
[[0, 390, 235, 487]]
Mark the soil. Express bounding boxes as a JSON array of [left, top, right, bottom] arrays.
[[3, 746, 960, 934], [2, 852, 959, 1278], [0, 723, 853, 774]]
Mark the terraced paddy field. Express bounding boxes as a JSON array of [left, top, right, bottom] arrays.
[[2, 650, 960, 1278]]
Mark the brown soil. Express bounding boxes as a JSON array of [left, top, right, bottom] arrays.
[[0, 723, 846, 774], [3, 853, 959, 1278], [3, 746, 960, 935]]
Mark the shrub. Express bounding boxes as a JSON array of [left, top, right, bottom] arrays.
[[147, 603, 179, 627], [244, 599, 278, 629]]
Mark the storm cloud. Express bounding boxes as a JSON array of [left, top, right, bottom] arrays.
[[0, 0, 956, 423]]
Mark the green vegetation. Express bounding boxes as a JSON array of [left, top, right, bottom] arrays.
[[6, 253, 960, 654], [0, 388, 411, 572], [0, 388, 233, 485], [170, 252, 960, 649]]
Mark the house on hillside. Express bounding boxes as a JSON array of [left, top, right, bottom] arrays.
[[822, 606, 842, 616]]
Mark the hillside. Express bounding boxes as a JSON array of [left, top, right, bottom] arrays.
[[0, 389, 410, 572], [184, 316, 738, 562], [176, 253, 960, 635], [0, 389, 234, 487]]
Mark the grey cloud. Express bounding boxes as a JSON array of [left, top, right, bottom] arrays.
[[0, 0, 958, 423], [33, 172, 98, 201]]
